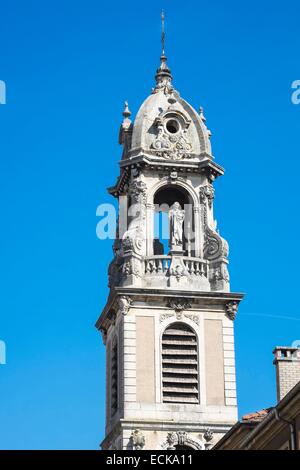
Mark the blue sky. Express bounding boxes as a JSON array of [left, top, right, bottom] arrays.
[[0, 0, 299, 450]]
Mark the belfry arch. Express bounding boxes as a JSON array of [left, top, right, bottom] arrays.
[[146, 180, 201, 257], [153, 185, 194, 256]]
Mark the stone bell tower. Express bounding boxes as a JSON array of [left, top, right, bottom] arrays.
[[96, 16, 244, 451]]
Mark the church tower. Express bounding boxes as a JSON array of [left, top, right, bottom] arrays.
[[96, 15, 244, 450]]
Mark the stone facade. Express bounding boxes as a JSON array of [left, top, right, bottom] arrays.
[[96, 43, 244, 450]]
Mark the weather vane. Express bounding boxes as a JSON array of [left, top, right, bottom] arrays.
[[161, 9, 165, 55]]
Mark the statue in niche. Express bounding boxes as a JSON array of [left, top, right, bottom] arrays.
[[169, 202, 185, 250]]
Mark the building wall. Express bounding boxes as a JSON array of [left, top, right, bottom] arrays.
[[101, 299, 238, 450]]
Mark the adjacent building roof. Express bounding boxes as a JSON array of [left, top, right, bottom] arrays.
[[214, 381, 300, 450]]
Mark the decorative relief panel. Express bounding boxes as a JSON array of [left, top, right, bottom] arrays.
[[151, 115, 193, 160]]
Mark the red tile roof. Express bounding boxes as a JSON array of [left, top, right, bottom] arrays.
[[242, 408, 273, 422]]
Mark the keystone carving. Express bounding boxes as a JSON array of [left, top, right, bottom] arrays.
[[167, 298, 192, 312]]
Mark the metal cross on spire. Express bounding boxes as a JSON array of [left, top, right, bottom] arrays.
[[154, 9, 173, 90], [161, 9, 165, 55]]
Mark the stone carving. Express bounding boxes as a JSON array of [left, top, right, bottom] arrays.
[[163, 431, 205, 450], [122, 237, 133, 253], [200, 186, 229, 266], [169, 263, 187, 281], [130, 180, 147, 205], [203, 428, 214, 450], [122, 260, 131, 275], [203, 428, 213, 442], [204, 226, 229, 261], [226, 301, 239, 321], [130, 429, 145, 450], [160, 313, 175, 323], [118, 296, 132, 316], [166, 432, 177, 450], [169, 202, 185, 249], [121, 179, 147, 256], [168, 298, 192, 312], [161, 303, 199, 324], [184, 313, 199, 325], [151, 120, 193, 160], [163, 174, 187, 182], [177, 431, 188, 446], [122, 258, 141, 278], [213, 265, 230, 283], [199, 184, 215, 208]]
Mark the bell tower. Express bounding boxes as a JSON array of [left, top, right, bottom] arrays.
[[96, 14, 244, 450]]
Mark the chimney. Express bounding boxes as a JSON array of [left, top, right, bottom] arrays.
[[273, 346, 300, 402]]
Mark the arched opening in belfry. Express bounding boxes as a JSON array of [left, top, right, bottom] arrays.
[[153, 185, 194, 256]]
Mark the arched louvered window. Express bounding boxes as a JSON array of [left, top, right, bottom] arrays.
[[162, 322, 199, 404], [111, 339, 118, 416]]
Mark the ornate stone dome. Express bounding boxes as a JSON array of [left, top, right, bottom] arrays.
[[121, 54, 212, 163]]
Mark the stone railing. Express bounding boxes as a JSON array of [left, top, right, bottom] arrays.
[[145, 255, 172, 274], [145, 255, 208, 278], [183, 257, 208, 277]]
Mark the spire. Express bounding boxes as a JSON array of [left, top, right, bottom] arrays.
[[161, 9, 165, 55], [154, 10, 173, 92]]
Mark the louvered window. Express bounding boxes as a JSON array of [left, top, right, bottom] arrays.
[[162, 323, 199, 404], [111, 340, 118, 416]]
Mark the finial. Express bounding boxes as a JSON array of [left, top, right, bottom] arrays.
[[154, 10, 173, 92], [161, 9, 165, 55], [199, 106, 206, 122], [123, 101, 131, 118], [199, 106, 212, 138], [119, 101, 132, 147]]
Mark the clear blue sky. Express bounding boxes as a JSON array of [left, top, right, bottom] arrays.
[[0, 0, 299, 450]]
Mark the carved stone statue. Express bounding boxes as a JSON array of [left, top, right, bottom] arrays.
[[169, 202, 185, 249]]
